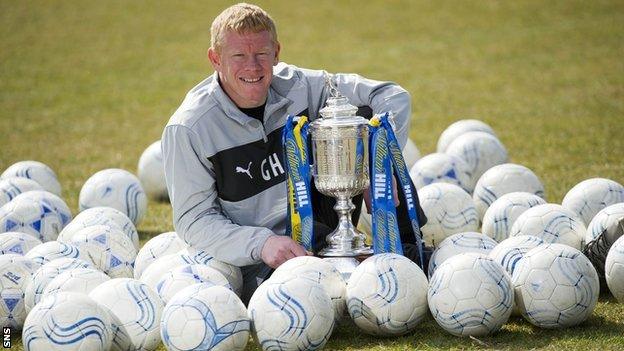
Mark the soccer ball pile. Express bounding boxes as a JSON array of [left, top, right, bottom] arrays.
[[1, 117, 624, 351]]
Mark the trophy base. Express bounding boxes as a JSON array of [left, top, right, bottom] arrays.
[[320, 253, 372, 281]]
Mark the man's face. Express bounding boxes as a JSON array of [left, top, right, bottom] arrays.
[[208, 30, 280, 108]]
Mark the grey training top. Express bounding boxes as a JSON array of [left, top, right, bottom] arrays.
[[162, 62, 411, 267]]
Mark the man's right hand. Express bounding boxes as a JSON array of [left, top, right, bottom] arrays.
[[261, 235, 308, 269]]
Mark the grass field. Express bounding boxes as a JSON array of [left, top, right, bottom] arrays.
[[1, 0, 624, 350]]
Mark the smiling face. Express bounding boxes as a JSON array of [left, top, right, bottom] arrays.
[[208, 30, 280, 109]]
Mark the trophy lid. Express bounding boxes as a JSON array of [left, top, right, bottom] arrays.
[[312, 72, 368, 128]]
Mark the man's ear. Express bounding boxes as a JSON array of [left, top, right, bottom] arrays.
[[273, 41, 281, 65], [208, 47, 220, 70]]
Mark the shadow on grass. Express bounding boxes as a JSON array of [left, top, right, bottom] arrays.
[[325, 297, 624, 350]]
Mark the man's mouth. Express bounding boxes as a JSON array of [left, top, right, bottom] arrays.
[[240, 77, 263, 83]]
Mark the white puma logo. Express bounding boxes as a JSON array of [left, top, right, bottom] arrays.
[[235, 162, 253, 179]]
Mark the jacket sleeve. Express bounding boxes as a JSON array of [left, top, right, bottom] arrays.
[[161, 123, 273, 267]]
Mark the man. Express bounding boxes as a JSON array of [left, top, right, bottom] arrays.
[[162, 3, 425, 303]]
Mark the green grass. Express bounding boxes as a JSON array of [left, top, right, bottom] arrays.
[[1, 0, 623, 349]]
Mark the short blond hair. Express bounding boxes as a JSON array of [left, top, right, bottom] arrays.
[[210, 3, 278, 52]]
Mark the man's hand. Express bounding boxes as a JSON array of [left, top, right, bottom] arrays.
[[363, 175, 400, 214], [261, 235, 308, 268]]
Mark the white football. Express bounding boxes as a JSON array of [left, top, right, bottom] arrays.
[[178, 247, 243, 296], [605, 236, 624, 302], [134, 231, 187, 279], [79, 168, 148, 225], [482, 192, 547, 242], [0, 254, 36, 329], [445, 131, 508, 189], [585, 202, 624, 247], [409, 153, 473, 193], [428, 253, 513, 337], [473, 163, 545, 221], [427, 232, 497, 278], [58, 206, 139, 251], [347, 253, 428, 336], [140, 254, 191, 292], [0, 231, 42, 256], [42, 267, 110, 300], [70, 225, 137, 278], [488, 235, 545, 276], [0, 177, 44, 207], [248, 275, 334, 350], [418, 183, 479, 247], [23, 292, 112, 351], [156, 264, 231, 304], [0, 196, 64, 242], [25, 241, 88, 268], [24, 257, 94, 313], [90, 278, 164, 351], [12, 191, 72, 228], [137, 140, 169, 201], [436, 119, 496, 153], [512, 243, 599, 328], [402, 138, 421, 170], [271, 256, 347, 321], [161, 284, 250, 351], [562, 178, 624, 226], [510, 203, 586, 250], [1, 160, 61, 196]]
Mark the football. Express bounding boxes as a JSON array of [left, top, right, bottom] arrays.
[[473, 163, 545, 221], [70, 224, 137, 278], [584, 202, 624, 282], [481, 192, 547, 242], [409, 152, 473, 193], [418, 183, 479, 247], [90, 278, 164, 351], [0, 177, 44, 207], [271, 256, 347, 321], [23, 257, 94, 313], [0, 231, 42, 256], [137, 140, 169, 201], [12, 191, 72, 228], [428, 253, 513, 337], [24, 241, 88, 268], [134, 231, 187, 279], [347, 253, 429, 336], [155, 263, 231, 304], [248, 275, 334, 350], [561, 178, 624, 226], [42, 267, 110, 300], [22, 292, 112, 351], [0, 254, 36, 329], [605, 235, 624, 302], [161, 284, 250, 351], [58, 206, 139, 251], [510, 203, 586, 250], [427, 232, 497, 278], [1, 160, 62, 196], [78, 168, 148, 225], [178, 247, 243, 296], [436, 119, 496, 153], [445, 131, 508, 188], [0, 196, 64, 242], [512, 243, 599, 328], [488, 235, 545, 276]]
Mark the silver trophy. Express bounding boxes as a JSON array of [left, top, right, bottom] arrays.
[[309, 73, 374, 278]]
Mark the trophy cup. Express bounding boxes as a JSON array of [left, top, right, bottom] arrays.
[[309, 74, 374, 279]]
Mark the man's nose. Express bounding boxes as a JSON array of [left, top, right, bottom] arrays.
[[244, 55, 262, 70]]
